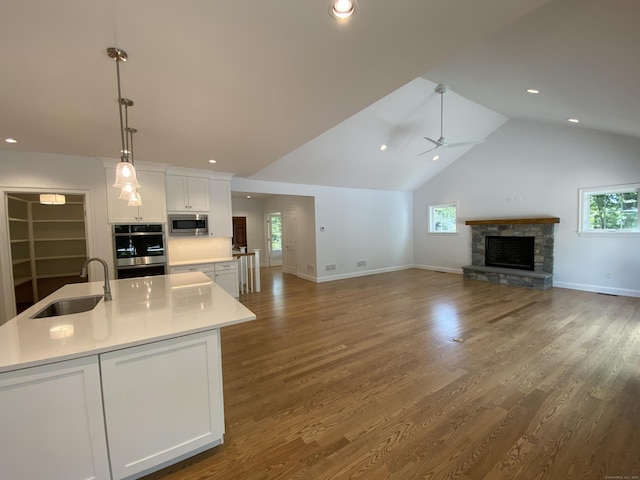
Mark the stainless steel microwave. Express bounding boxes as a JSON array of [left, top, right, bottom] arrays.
[[168, 214, 209, 236]]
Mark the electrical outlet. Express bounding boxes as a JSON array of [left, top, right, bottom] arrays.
[[307, 264, 315, 272], [325, 264, 336, 271], [357, 260, 366, 267], [607, 272, 612, 278]]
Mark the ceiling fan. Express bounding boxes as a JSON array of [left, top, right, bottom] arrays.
[[418, 84, 484, 156]]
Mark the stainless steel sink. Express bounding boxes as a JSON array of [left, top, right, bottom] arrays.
[[30, 295, 104, 319]]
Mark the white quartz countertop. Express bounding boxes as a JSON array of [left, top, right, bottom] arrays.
[[169, 257, 236, 266], [0, 272, 256, 373]]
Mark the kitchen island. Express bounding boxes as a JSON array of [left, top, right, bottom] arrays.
[[0, 272, 256, 480]]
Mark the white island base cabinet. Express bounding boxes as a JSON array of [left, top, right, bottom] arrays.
[[101, 330, 225, 480], [0, 330, 225, 480], [0, 356, 111, 480]]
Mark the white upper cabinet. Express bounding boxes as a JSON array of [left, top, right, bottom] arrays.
[[166, 175, 209, 212], [106, 168, 167, 223], [209, 179, 232, 237]]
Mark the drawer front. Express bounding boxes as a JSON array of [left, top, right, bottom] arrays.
[[215, 261, 238, 272], [170, 263, 215, 274]]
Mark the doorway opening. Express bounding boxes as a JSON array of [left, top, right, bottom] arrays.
[[267, 212, 282, 267], [6, 192, 89, 314], [232, 216, 247, 251]]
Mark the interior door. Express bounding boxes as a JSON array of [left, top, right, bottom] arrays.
[[283, 208, 297, 275], [232, 217, 247, 249], [267, 212, 282, 267]]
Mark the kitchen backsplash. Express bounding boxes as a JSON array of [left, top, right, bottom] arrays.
[[167, 237, 232, 264]]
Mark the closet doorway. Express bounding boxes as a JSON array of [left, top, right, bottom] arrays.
[[6, 192, 89, 314]]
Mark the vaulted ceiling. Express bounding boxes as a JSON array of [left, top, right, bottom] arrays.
[[1, 0, 638, 192]]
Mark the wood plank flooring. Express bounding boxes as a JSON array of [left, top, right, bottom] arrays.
[[144, 268, 640, 480]]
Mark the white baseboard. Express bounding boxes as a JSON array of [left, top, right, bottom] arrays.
[[296, 272, 317, 282], [285, 267, 640, 298], [554, 281, 640, 298], [314, 265, 413, 283], [413, 264, 463, 275]]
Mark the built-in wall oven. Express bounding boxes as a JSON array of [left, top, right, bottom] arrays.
[[112, 224, 167, 279]]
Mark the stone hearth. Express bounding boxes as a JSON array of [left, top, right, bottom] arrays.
[[462, 217, 559, 290]]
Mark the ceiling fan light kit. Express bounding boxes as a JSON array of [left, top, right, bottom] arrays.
[[419, 84, 484, 156]]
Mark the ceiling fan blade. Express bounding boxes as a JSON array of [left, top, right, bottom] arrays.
[[423, 136, 441, 147], [418, 145, 439, 156], [444, 139, 485, 148]]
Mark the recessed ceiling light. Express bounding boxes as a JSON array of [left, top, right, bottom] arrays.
[[568, 118, 580, 123], [526, 88, 540, 94], [329, 0, 356, 20], [432, 155, 440, 161], [208, 159, 217, 164], [380, 144, 387, 151], [5, 138, 17, 144]]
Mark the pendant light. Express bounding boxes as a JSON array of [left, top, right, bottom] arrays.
[[107, 47, 141, 191]]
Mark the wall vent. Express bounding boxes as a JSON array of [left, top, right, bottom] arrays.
[[325, 264, 336, 271]]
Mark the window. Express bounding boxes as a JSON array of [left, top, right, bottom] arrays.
[[429, 202, 457, 233], [579, 184, 639, 234]]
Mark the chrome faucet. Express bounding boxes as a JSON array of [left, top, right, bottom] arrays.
[[80, 257, 113, 301]]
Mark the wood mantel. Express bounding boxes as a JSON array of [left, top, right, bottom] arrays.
[[464, 217, 560, 226]]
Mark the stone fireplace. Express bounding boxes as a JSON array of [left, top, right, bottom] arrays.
[[462, 217, 559, 290]]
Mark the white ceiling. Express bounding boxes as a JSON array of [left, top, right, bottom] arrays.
[[1, 0, 639, 192]]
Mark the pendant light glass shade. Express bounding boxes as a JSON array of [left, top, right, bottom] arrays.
[[127, 191, 142, 207], [118, 184, 137, 199], [39, 194, 66, 205], [113, 161, 141, 189]]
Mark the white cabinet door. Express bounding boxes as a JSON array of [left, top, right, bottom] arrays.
[[209, 180, 233, 237], [215, 261, 239, 297], [165, 175, 188, 212], [186, 176, 210, 211], [209, 179, 232, 237], [100, 330, 225, 480], [166, 175, 209, 212], [106, 168, 167, 223], [137, 170, 167, 222], [0, 356, 110, 480]]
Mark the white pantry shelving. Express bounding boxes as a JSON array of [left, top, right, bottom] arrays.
[[7, 194, 89, 312]]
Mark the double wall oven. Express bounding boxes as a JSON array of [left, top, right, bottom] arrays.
[[112, 224, 167, 279]]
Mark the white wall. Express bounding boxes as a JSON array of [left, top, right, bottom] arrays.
[[231, 178, 414, 281], [413, 119, 640, 296], [0, 151, 112, 322]]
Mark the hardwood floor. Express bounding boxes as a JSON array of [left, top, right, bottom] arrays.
[[144, 268, 640, 480]]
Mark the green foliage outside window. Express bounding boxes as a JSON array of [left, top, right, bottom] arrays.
[[270, 216, 282, 250], [430, 204, 457, 233], [588, 191, 638, 231]]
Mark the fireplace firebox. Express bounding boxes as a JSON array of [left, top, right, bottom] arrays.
[[485, 236, 535, 271]]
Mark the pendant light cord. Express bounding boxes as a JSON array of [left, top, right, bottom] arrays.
[[114, 52, 128, 163]]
